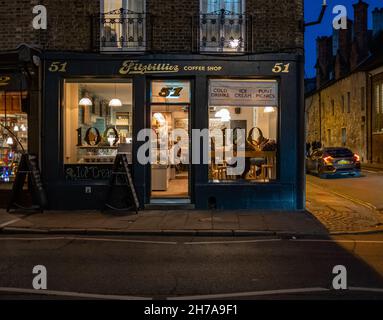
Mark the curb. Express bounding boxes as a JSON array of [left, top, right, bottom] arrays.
[[0, 227, 328, 238]]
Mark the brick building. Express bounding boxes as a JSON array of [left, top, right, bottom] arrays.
[[305, 0, 383, 166], [1, 0, 305, 210]]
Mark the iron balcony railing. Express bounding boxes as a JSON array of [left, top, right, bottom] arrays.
[[196, 9, 252, 53], [91, 8, 252, 53], [94, 8, 149, 52]]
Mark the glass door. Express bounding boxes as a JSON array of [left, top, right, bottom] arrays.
[[150, 80, 191, 201]]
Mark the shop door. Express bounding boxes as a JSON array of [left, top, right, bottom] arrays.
[[149, 80, 191, 202]]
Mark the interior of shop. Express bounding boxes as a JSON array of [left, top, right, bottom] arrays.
[[0, 91, 28, 188], [151, 105, 190, 199], [64, 81, 133, 165], [208, 105, 278, 182]]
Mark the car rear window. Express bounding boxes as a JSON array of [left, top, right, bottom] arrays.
[[325, 149, 353, 158]]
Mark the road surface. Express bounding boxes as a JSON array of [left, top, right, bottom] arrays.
[[1, 234, 383, 300], [306, 170, 383, 210]]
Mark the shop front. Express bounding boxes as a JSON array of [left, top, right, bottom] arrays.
[[42, 53, 304, 210], [0, 46, 40, 207]]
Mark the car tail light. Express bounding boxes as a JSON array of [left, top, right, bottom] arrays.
[[323, 156, 334, 164], [354, 154, 360, 162]]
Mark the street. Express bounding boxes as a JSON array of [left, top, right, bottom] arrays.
[[1, 169, 383, 300], [1, 234, 383, 300], [307, 170, 383, 210]]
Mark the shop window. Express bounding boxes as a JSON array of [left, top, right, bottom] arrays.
[[208, 79, 278, 183], [64, 81, 133, 165], [0, 91, 28, 189]]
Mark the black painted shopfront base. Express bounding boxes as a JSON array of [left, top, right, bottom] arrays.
[[194, 183, 296, 210]]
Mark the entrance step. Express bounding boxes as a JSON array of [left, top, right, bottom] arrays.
[[146, 198, 195, 210]]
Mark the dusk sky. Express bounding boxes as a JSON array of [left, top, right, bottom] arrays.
[[304, 0, 382, 78]]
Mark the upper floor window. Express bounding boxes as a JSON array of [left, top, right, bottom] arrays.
[[100, 0, 146, 52], [200, 0, 246, 53]]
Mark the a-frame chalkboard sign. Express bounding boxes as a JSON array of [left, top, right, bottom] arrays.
[[104, 153, 140, 214], [7, 153, 48, 212]]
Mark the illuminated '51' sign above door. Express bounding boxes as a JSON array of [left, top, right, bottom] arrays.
[[151, 80, 191, 104]]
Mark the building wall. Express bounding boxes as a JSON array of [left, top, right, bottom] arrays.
[[306, 72, 368, 162], [0, 0, 303, 54], [370, 70, 383, 163], [305, 92, 320, 144]]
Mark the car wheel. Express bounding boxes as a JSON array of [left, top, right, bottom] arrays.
[[318, 166, 327, 179]]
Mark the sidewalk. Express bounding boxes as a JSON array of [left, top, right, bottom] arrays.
[[0, 209, 328, 237], [362, 163, 383, 172], [306, 181, 383, 234]]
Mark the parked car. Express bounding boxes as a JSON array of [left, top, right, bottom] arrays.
[[306, 147, 361, 178]]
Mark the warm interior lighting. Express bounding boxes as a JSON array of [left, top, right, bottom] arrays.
[[6, 137, 14, 145], [79, 97, 93, 106], [109, 98, 123, 107], [264, 106, 275, 113], [215, 108, 231, 122], [354, 154, 360, 162], [14, 125, 19, 132], [109, 83, 122, 107], [229, 39, 240, 49], [153, 112, 166, 125]]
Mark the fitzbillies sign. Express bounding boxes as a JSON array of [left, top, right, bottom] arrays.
[[119, 60, 224, 75]]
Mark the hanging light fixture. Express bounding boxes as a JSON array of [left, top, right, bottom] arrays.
[[79, 97, 93, 106], [79, 86, 93, 106], [6, 137, 14, 145], [21, 124, 27, 132], [215, 108, 231, 122], [109, 83, 122, 107], [14, 125, 19, 132]]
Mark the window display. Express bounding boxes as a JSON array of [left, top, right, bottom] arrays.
[[208, 79, 278, 182], [0, 91, 28, 188], [64, 81, 133, 165]]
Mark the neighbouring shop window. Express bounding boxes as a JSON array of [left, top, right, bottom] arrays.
[[64, 81, 133, 165], [0, 91, 28, 188], [373, 82, 383, 133], [208, 79, 278, 183]]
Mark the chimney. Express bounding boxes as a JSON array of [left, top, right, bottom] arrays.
[[353, 0, 369, 60], [333, 19, 353, 66], [373, 8, 383, 37], [316, 36, 333, 88]]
